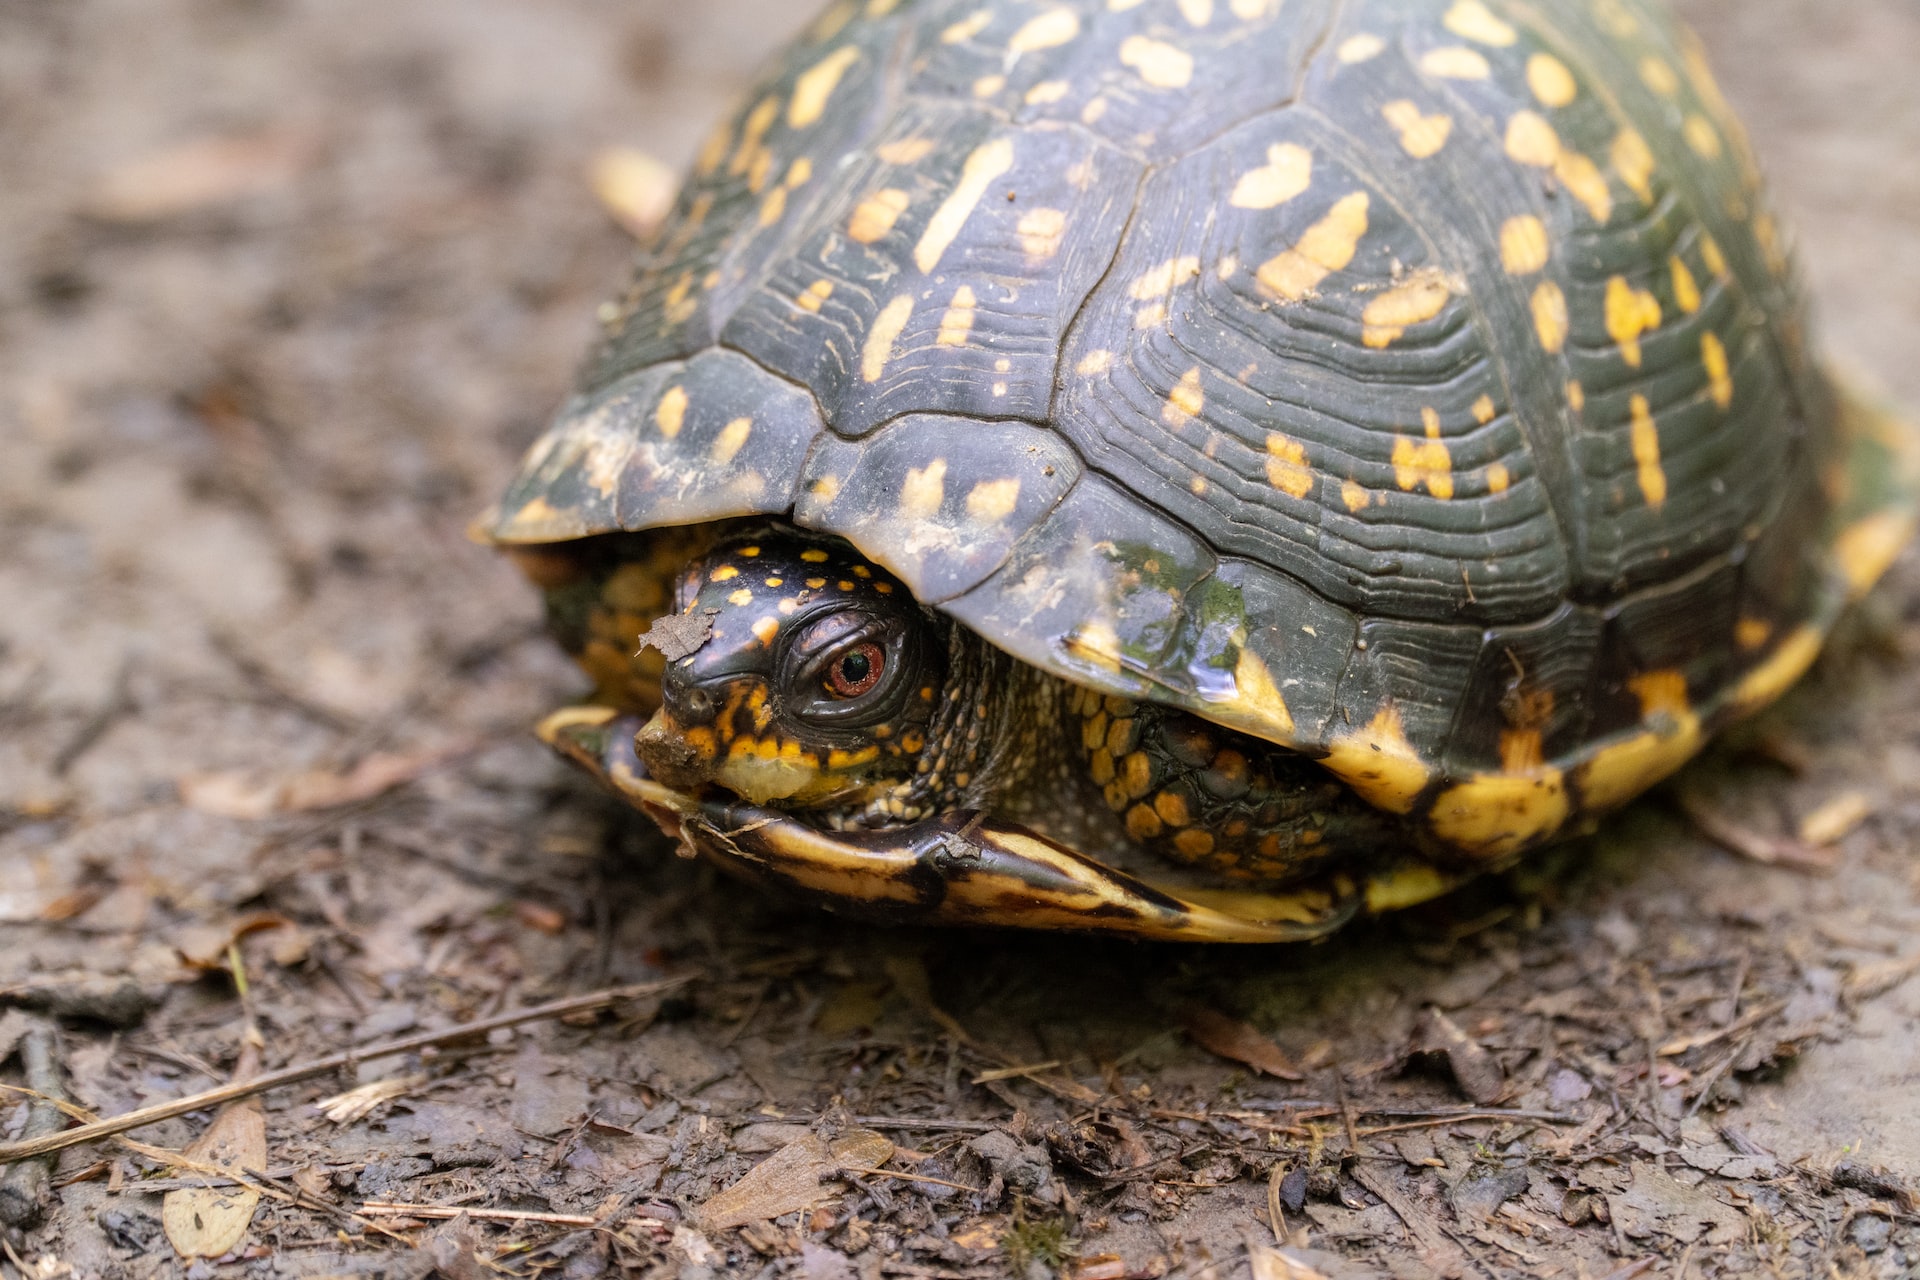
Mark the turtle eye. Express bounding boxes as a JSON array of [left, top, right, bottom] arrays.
[[825, 642, 884, 698]]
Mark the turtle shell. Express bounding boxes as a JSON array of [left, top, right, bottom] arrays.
[[486, 0, 1918, 863]]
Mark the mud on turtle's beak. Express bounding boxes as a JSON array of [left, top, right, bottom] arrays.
[[633, 708, 714, 793]]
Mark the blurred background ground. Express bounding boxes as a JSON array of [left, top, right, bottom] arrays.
[[1, 0, 1918, 1276]]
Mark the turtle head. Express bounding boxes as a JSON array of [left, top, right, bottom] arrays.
[[634, 531, 943, 814]]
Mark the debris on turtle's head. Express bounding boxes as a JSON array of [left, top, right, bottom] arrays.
[[632, 531, 944, 814]]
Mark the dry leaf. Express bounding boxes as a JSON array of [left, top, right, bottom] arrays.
[[590, 147, 678, 240], [1413, 1007, 1505, 1104], [1182, 1009, 1303, 1080], [827, 1128, 894, 1169], [1249, 1246, 1331, 1280], [315, 1073, 429, 1124], [1797, 789, 1874, 846], [178, 743, 467, 819], [699, 1128, 894, 1229], [82, 130, 314, 223], [162, 1100, 267, 1258]]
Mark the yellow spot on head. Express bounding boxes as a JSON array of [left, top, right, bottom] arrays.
[[801, 549, 828, 563], [1025, 80, 1070, 105], [1605, 276, 1662, 368], [862, 294, 914, 382], [1612, 129, 1654, 202], [764, 577, 783, 587], [711, 565, 739, 581], [1419, 46, 1490, 80], [1118, 35, 1194, 88], [1498, 215, 1549, 275], [1361, 270, 1451, 348], [914, 137, 1014, 273], [972, 74, 1006, 98], [728, 587, 753, 606], [901, 457, 947, 519], [740, 546, 760, 557], [1256, 191, 1369, 301], [1017, 207, 1067, 260], [1701, 331, 1732, 409], [1443, 0, 1516, 46], [1229, 142, 1312, 209], [1264, 434, 1313, 498], [751, 616, 780, 645], [1176, 0, 1212, 25], [655, 385, 688, 438], [1628, 394, 1665, 507], [1531, 281, 1568, 353], [1504, 111, 1559, 166], [937, 285, 977, 347], [1009, 7, 1080, 52], [1527, 53, 1577, 106], [711, 417, 752, 465], [1323, 705, 1430, 813], [848, 188, 910, 243], [1162, 367, 1205, 428], [789, 46, 861, 128], [1381, 100, 1452, 158], [1337, 33, 1385, 63], [1670, 256, 1701, 314], [851, 565, 871, 578], [965, 477, 1021, 523]]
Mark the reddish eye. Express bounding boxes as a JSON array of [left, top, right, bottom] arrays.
[[825, 642, 885, 698]]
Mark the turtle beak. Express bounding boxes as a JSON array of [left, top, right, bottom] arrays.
[[633, 709, 716, 792]]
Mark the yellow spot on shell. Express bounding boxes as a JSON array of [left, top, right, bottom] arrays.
[[1337, 33, 1385, 63], [1211, 647, 1295, 740], [1118, 35, 1194, 88], [1629, 393, 1665, 507], [1443, 0, 1516, 46], [1504, 111, 1559, 166], [1579, 670, 1700, 810], [1131, 257, 1201, 299], [1531, 281, 1568, 353], [1230, 143, 1312, 209], [1566, 379, 1584, 411], [937, 285, 977, 347], [876, 138, 934, 165], [1365, 864, 1460, 913], [751, 616, 780, 645], [1323, 705, 1430, 814], [711, 417, 751, 465], [1701, 235, 1729, 280], [1017, 208, 1066, 260], [730, 97, 779, 178], [1163, 367, 1204, 427], [1025, 80, 1070, 105], [1381, 100, 1453, 158], [1671, 256, 1701, 314], [1735, 617, 1771, 651], [811, 474, 840, 503], [1684, 115, 1722, 158], [965, 477, 1021, 523], [1392, 416, 1454, 499], [914, 137, 1014, 273], [900, 458, 947, 519], [1419, 46, 1490, 80], [1361, 270, 1452, 348], [1077, 349, 1113, 376], [1640, 55, 1680, 96], [1556, 150, 1613, 224], [1527, 53, 1577, 106], [800, 549, 828, 563], [1472, 395, 1496, 424], [1230, 0, 1275, 15], [1176, 0, 1212, 25], [1701, 332, 1732, 409], [757, 186, 788, 226], [862, 294, 914, 382], [1486, 462, 1510, 493], [972, 74, 1006, 98], [1832, 510, 1918, 602], [711, 565, 739, 581], [940, 10, 991, 43], [1009, 7, 1080, 52], [1605, 276, 1662, 368], [1429, 768, 1568, 859], [796, 279, 834, 313], [1499, 215, 1549, 275], [789, 46, 861, 128], [655, 386, 688, 438], [1341, 479, 1370, 511], [848, 188, 910, 243], [728, 588, 753, 606], [1256, 191, 1369, 301], [1265, 434, 1313, 498], [1612, 129, 1654, 202]]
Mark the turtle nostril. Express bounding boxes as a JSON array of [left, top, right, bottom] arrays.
[[686, 688, 714, 719], [664, 680, 718, 725]]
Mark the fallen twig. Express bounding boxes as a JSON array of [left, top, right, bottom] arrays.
[[1657, 999, 1788, 1057], [0, 1018, 63, 1225], [0, 975, 695, 1165], [358, 1202, 601, 1227]]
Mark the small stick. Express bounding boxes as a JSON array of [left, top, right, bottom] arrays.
[[0, 975, 695, 1165], [359, 1202, 601, 1227], [0, 1020, 63, 1225]]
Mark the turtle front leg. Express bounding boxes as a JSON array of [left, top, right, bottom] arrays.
[[1067, 686, 1400, 884]]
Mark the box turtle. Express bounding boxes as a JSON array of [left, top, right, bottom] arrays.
[[483, 0, 1918, 940]]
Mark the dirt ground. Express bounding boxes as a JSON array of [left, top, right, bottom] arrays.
[[3, 1, 1919, 1276]]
